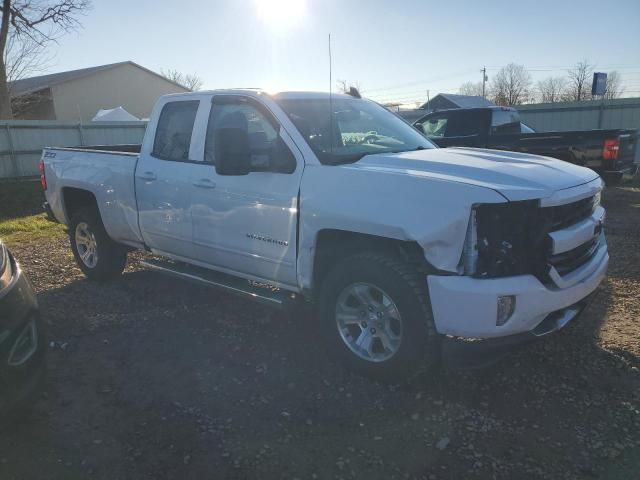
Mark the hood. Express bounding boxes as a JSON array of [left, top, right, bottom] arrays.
[[346, 147, 600, 201]]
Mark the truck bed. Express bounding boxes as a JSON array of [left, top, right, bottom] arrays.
[[51, 144, 142, 155], [42, 146, 144, 248], [489, 129, 637, 172]]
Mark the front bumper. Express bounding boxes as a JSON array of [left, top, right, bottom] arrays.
[[427, 239, 608, 340], [0, 254, 46, 417], [440, 294, 593, 368]]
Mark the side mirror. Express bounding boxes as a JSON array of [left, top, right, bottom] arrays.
[[414, 122, 423, 133], [215, 127, 251, 176]]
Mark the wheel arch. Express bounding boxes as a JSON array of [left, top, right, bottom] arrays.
[[309, 229, 434, 298], [61, 187, 99, 224]]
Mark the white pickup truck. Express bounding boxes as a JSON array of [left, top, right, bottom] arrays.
[[41, 90, 608, 380]]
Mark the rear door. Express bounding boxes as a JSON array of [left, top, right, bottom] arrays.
[[135, 98, 201, 258]]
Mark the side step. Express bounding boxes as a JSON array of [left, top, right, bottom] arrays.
[[139, 258, 297, 309]]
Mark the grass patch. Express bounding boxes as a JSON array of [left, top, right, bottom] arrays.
[[0, 213, 65, 245], [0, 180, 46, 219]]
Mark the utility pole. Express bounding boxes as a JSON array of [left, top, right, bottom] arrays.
[[481, 66, 487, 98], [426, 89, 430, 110]]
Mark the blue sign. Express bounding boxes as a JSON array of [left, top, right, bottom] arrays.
[[592, 72, 607, 96]]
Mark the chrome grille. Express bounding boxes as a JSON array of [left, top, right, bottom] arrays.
[[542, 195, 601, 280], [544, 195, 595, 231], [548, 236, 600, 276]]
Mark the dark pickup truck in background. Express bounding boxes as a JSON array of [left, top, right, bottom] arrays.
[[414, 106, 638, 182]]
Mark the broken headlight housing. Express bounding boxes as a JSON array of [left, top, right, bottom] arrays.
[[0, 241, 13, 290], [462, 201, 546, 278]]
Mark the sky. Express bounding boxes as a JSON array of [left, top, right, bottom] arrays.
[[48, 0, 640, 106]]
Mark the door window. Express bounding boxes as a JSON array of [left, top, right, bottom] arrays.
[[205, 101, 279, 170], [152, 101, 199, 161], [421, 115, 448, 138]]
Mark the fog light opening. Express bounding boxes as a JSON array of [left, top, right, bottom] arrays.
[[496, 295, 516, 326]]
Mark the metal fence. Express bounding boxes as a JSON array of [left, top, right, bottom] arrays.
[[0, 120, 147, 179]]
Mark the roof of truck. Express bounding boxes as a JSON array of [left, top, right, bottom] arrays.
[[170, 89, 362, 100], [272, 91, 357, 100]]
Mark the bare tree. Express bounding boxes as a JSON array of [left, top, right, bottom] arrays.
[[0, 0, 91, 118], [458, 81, 484, 97], [603, 71, 624, 100], [5, 31, 48, 83], [489, 63, 532, 106], [161, 68, 203, 91], [565, 59, 593, 102], [536, 76, 566, 103], [5, 31, 49, 116]]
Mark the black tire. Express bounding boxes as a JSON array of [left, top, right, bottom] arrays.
[[602, 172, 623, 186], [317, 251, 439, 382], [69, 206, 127, 281]]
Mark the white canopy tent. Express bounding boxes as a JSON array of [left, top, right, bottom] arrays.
[[92, 106, 140, 122]]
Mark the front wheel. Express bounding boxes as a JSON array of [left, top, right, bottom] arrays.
[[69, 207, 127, 281], [317, 252, 439, 382]]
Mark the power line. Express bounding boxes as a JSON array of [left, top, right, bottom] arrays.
[[360, 69, 477, 94], [485, 64, 640, 70], [363, 70, 640, 99], [370, 79, 640, 103]]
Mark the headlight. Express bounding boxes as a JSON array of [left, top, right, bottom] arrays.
[[593, 191, 601, 210], [0, 243, 13, 289], [463, 201, 543, 278]]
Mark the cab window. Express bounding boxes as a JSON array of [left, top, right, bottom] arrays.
[[445, 110, 484, 137], [491, 109, 522, 134], [205, 102, 277, 168], [152, 101, 199, 161], [421, 114, 448, 138]]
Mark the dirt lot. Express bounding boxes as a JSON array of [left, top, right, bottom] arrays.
[[0, 183, 638, 480]]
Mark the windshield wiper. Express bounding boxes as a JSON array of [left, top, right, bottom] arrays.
[[323, 146, 429, 166], [323, 152, 370, 165]]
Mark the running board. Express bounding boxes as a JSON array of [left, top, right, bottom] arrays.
[[139, 259, 297, 309]]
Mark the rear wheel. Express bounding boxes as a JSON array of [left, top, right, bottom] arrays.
[[69, 207, 127, 280], [602, 172, 623, 186], [318, 251, 439, 382]]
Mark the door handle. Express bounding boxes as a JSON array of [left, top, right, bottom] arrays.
[[193, 178, 216, 189], [138, 171, 157, 181]]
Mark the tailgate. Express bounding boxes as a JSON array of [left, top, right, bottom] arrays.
[[617, 132, 638, 167]]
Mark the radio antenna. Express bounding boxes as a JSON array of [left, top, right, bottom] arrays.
[[328, 33, 334, 156]]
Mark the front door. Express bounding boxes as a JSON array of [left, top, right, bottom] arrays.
[[189, 95, 303, 288]]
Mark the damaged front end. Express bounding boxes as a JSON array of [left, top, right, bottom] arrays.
[[461, 200, 549, 279], [442, 193, 605, 368]]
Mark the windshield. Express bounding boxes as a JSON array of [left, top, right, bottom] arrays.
[[275, 96, 435, 165]]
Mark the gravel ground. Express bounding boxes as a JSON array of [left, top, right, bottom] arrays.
[[0, 186, 639, 480]]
